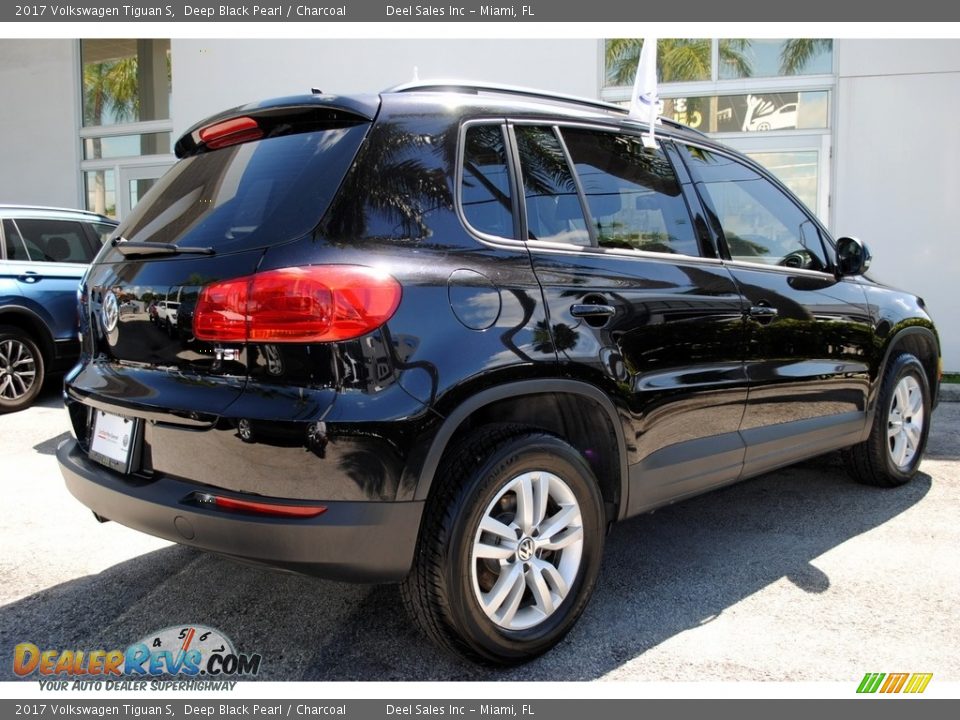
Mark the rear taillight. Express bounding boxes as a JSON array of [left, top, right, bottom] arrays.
[[198, 116, 263, 150], [193, 265, 402, 343]]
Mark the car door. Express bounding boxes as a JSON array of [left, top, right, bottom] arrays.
[[674, 142, 874, 477], [514, 123, 749, 515], [1, 217, 95, 344]]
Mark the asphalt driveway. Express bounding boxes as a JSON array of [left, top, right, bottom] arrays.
[[1, 380, 957, 682]]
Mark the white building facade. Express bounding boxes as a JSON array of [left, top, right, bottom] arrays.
[[0, 38, 956, 368]]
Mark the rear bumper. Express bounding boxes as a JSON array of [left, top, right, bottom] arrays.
[[57, 439, 423, 582]]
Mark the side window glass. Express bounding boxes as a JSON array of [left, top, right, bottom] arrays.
[[460, 125, 515, 238], [561, 129, 698, 255], [514, 126, 589, 246], [682, 147, 827, 271], [12, 219, 97, 263], [91, 222, 116, 246], [2, 220, 29, 261]]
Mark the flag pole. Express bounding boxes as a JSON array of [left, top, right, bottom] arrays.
[[628, 38, 659, 148]]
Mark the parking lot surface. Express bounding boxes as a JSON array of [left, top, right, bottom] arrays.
[[1, 380, 958, 682]]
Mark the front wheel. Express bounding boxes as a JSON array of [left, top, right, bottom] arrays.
[[402, 426, 605, 665], [843, 353, 931, 487]]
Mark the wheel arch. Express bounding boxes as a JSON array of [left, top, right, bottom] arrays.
[[413, 379, 630, 523], [0, 304, 55, 365], [875, 325, 940, 412]]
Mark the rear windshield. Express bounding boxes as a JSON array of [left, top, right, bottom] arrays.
[[117, 123, 369, 252]]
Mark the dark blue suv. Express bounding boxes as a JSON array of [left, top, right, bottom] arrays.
[[0, 205, 116, 412]]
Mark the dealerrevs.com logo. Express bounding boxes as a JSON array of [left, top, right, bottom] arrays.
[[14, 625, 262, 691]]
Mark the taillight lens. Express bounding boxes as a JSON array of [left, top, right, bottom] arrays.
[[194, 265, 402, 343], [198, 116, 263, 150]]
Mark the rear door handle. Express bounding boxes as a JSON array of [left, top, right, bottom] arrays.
[[748, 305, 778, 318], [571, 304, 616, 318], [17, 271, 41, 283]]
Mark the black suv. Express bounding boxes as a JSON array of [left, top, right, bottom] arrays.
[[57, 83, 940, 665]]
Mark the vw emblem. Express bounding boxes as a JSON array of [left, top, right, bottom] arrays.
[[517, 537, 535, 562], [101, 291, 119, 333]]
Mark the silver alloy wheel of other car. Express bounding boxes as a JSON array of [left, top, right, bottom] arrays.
[[0, 337, 37, 401], [888, 375, 925, 470], [470, 470, 584, 631]]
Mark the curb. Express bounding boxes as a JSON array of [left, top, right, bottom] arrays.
[[941, 383, 960, 403]]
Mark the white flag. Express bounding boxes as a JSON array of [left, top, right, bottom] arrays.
[[628, 38, 659, 147]]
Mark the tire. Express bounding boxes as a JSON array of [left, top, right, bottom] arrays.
[[0, 325, 45, 414], [401, 425, 605, 665], [843, 353, 931, 487]]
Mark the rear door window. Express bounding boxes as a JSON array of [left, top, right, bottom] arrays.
[[561, 128, 699, 256], [10, 219, 97, 263], [514, 126, 590, 246]]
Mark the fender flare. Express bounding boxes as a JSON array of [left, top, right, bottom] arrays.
[[413, 378, 630, 520], [0, 303, 56, 360], [873, 325, 940, 412]]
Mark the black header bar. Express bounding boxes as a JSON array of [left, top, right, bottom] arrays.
[[4, 0, 960, 22]]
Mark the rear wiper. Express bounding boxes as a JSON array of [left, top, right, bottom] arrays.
[[111, 240, 215, 257]]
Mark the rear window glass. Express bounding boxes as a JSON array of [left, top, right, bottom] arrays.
[[117, 124, 369, 252], [460, 124, 514, 238]]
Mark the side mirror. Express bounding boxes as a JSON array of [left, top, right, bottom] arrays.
[[836, 236, 872, 277]]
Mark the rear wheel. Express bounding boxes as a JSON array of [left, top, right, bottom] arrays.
[[843, 353, 931, 487], [402, 426, 605, 665], [0, 326, 45, 413]]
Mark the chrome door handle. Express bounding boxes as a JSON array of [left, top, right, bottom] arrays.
[[17, 271, 41, 283], [748, 305, 778, 317]]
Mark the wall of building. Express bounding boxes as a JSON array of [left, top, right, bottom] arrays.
[[834, 39, 960, 369], [170, 39, 600, 137], [0, 40, 80, 208]]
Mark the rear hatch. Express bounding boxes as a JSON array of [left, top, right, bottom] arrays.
[[70, 96, 377, 421]]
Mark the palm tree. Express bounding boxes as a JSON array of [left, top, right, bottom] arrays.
[[779, 39, 833, 75], [605, 39, 752, 86]]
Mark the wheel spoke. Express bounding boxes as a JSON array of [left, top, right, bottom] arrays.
[[481, 562, 524, 619], [539, 524, 583, 552], [531, 473, 550, 528], [514, 474, 535, 535], [905, 423, 921, 452], [525, 562, 555, 617], [533, 558, 570, 600], [474, 538, 516, 561], [537, 504, 578, 544], [479, 516, 517, 544], [495, 568, 527, 626], [0, 375, 10, 398], [891, 433, 907, 467], [907, 387, 924, 417]]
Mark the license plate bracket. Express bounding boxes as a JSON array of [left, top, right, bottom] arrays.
[[89, 409, 142, 474]]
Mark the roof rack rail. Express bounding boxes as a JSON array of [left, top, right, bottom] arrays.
[[385, 80, 629, 115], [384, 80, 708, 138]]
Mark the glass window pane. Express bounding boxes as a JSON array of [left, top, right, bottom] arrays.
[[719, 39, 833, 80], [745, 151, 819, 216], [90, 222, 116, 245], [682, 147, 826, 270], [129, 177, 159, 210], [662, 91, 829, 133], [563, 129, 698, 255], [83, 132, 171, 160], [81, 39, 171, 127], [514, 126, 589, 246], [84, 169, 116, 219], [12, 219, 97, 263], [605, 38, 712, 86], [460, 125, 514, 238], [2, 219, 29, 260]]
